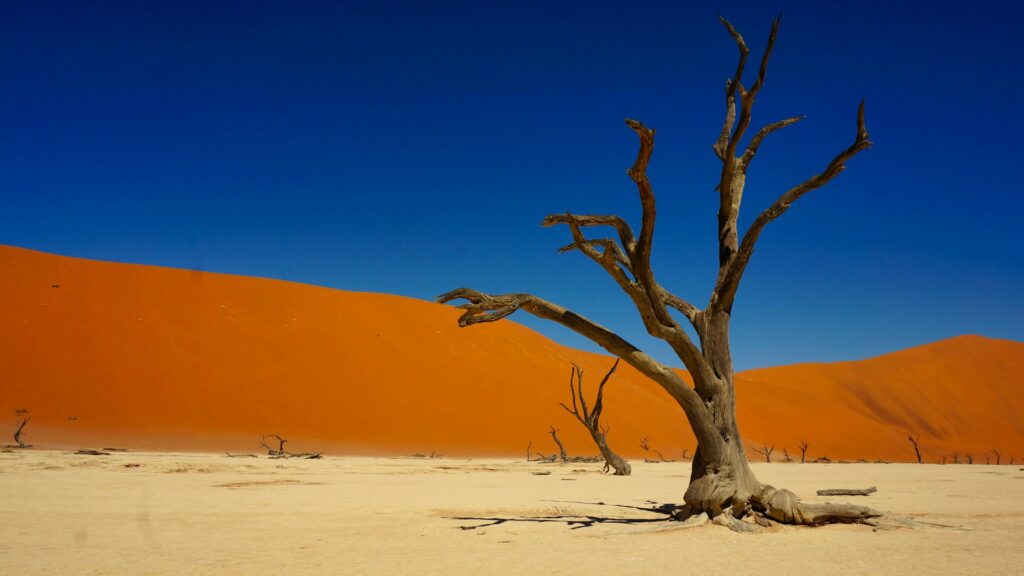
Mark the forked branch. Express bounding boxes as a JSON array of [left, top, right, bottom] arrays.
[[712, 101, 871, 313]]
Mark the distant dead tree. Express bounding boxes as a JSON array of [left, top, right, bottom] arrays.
[[753, 443, 775, 463], [559, 360, 631, 475], [259, 434, 288, 457], [984, 453, 990, 465], [966, 453, 973, 465], [782, 448, 793, 463], [437, 14, 879, 528], [680, 448, 690, 460], [13, 409, 30, 448], [638, 436, 672, 463], [941, 455, 947, 465], [548, 426, 569, 462], [991, 448, 1001, 465], [907, 433, 922, 464], [799, 440, 809, 464], [952, 452, 960, 464], [526, 440, 532, 462], [258, 434, 321, 459]]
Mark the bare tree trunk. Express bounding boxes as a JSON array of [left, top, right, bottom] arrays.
[[799, 440, 809, 464], [548, 426, 568, 462], [592, 430, 630, 475]]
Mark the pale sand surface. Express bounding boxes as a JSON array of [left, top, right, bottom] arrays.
[[2, 450, 1023, 575]]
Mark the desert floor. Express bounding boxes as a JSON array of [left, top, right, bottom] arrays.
[[2, 450, 1023, 575]]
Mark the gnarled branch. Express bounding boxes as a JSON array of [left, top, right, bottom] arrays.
[[436, 288, 711, 432]]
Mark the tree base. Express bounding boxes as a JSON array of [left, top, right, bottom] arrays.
[[674, 483, 882, 531]]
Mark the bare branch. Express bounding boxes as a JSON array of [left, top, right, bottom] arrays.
[[741, 116, 804, 165], [589, 358, 619, 423], [712, 101, 872, 313], [435, 288, 707, 422], [542, 213, 636, 254], [726, 14, 782, 159]]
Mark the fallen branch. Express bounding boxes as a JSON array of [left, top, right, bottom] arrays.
[[75, 449, 109, 455], [817, 486, 877, 496]]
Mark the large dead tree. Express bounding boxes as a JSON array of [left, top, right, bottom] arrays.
[[559, 359, 631, 475], [438, 15, 877, 528]]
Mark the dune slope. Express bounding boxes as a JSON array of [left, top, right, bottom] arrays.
[[2, 245, 1021, 462]]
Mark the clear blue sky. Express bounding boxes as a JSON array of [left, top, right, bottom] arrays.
[[2, 1, 1021, 370]]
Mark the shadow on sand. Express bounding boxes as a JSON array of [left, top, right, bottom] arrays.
[[451, 499, 684, 531]]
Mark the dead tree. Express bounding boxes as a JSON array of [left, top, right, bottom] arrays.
[[548, 426, 569, 462], [966, 453, 974, 465], [991, 448, 1001, 465], [680, 448, 690, 460], [952, 452, 960, 464], [259, 434, 288, 457], [907, 433, 923, 464], [754, 443, 775, 463], [437, 14, 878, 528], [782, 448, 793, 463], [559, 359, 631, 475], [799, 440, 809, 464], [13, 412, 30, 449], [909, 430, 925, 461]]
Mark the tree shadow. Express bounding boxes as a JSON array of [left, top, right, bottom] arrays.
[[450, 499, 684, 531]]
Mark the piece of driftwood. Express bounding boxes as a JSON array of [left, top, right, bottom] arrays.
[[817, 486, 877, 496], [75, 449, 109, 455], [225, 453, 259, 458]]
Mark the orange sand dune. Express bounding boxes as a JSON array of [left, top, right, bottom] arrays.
[[2, 245, 1021, 462]]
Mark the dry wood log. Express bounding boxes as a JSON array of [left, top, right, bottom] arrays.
[[816, 486, 878, 496]]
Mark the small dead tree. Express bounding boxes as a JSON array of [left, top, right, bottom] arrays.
[[680, 448, 690, 460], [258, 434, 322, 459], [438, 14, 879, 527], [13, 409, 31, 449], [638, 435, 672, 463], [907, 433, 923, 464], [559, 359, 631, 475], [259, 434, 288, 457], [966, 453, 974, 465], [799, 440, 809, 464], [952, 452, 960, 464], [991, 448, 1001, 465], [984, 453, 990, 465], [548, 426, 569, 462], [754, 443, 775, 463], [782, 448, 793, 463]]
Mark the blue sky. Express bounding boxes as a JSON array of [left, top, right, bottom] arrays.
[[2, 1, 1021, 370]]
